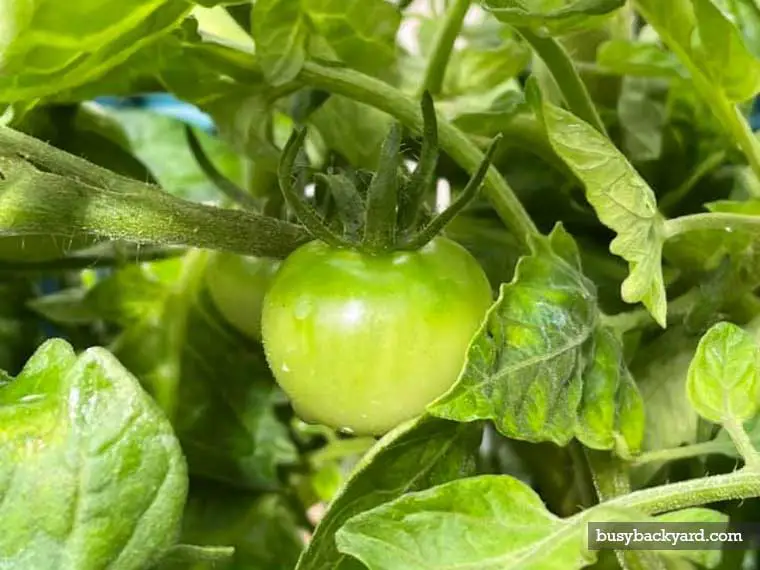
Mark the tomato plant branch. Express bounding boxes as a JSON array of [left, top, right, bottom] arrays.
[[602, 469, 760, 515], [664, 212, 760, 240], [418, 0, 471, 96], [518, 27, 607, 136], [0, 127, 310, 258], [631, 441, 729, 467], [723, 416, 760, 473], [297, 61, 539, 247]]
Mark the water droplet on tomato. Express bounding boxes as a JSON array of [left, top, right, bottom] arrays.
[[294, 298, 311, 320], [281, 363, 290, 372]]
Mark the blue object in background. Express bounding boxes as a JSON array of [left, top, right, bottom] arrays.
[[751, 97, 760, 131], [95, 93, 216, 133]]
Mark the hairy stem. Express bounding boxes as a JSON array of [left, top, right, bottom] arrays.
[[298, 61, 538, 247], [664, 212, 760, 239], [604, 469, 760, 515], [723, 416, 760, 473], [518, 28, 607, 136], [418, 0, 471, 96], [0, 127, 309, 258], [631, 441, 729, 467]]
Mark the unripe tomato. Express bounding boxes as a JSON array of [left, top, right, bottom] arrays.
[[205, 252, 280, 341], [261, 237, 493, 435]]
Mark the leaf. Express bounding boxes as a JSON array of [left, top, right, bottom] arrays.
[[576, 327, 645, 457], [485, 0, 625, 35], [303, 0, 401, 79], [616, 76, 667, 162], [335, 474, 625, 570], [0, 339, 188, 569], [711, 0, 760, 60], [0, 0, 191, 102], [597, 40, 687, 79], [160, 481, 305, 570], [429, 225, 644, 457], [443, 37, 530, 97], [104, 108, 245, 201], [251, 0, 309, 85], [635, 0, 760, 102], [532, 95, 667, 326], [154, 544, 235, 569], [252, 0, 401, 85], [686, 321, 760, 424], [309, 96, 392, 169], [296, 415, 481, 570], [692, 0, 760, 102], [82, 253, 298, 489], [630, 327, 701, 453]]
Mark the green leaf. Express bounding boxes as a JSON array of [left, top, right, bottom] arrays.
[[82, 253, 297, 489], [0, 339, 188, 569], [533, 95, 667, 326], [596, 40, 686, 79], [635, 0, 760, 102], [576, 327, 645, 457], [443, 37, 530, 97], [631, 327, 701, 454], [252, 0, 401, 85], [429, 226, 644, 457], [251, 0, 309, 85], [296, 416, 481, 570], [711, 0, 760, 60], [309, 96, 392, 169], [0, 0, 191, 102], [160, 481, 305, 570], [154, 544, 235, 569], [485, 0, 625, 35], [335, 474, 624, 570], [302, 0, 401, 79], [616, 76, 667, 162], [104, 108, 245, 201], [692, 0, 760, 102], [686, 321, 760, 424]]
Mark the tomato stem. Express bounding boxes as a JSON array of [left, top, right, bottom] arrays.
[[278, 129, 353, 248], [400, 134, 502, 250], [398, 91, 439, 233], [362, 123, 402, 252]]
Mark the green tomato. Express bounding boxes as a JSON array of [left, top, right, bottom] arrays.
[[205, 252, 281, 340], [262, 237, 493, 436]]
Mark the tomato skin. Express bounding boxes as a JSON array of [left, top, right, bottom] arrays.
[[261, 237, 493, 435], [205, 252, 280, 340]]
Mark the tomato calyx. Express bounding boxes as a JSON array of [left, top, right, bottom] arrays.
[[278, 92, 503, 255]]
